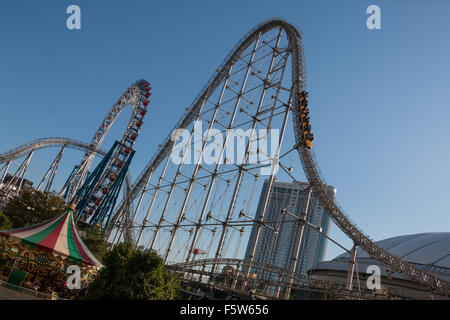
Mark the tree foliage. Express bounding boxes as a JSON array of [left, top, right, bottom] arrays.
[[0, 210, 12, 230], [85, 242, 180, 300], [77, 224, 109, 263], [2, 188, 69, 228]]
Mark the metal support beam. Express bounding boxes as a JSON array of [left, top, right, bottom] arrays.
[[37, 145, 65, 192], [163, 65, 234, 263], [246, 92, 292, 282], [149, 100, 206, 250], [114, 168, 153, 247], [0, 161, 11, 185], [1, 150, 34, 201], [346, 244, 357, 291], [135, 145, 174, 248], [185, 34, 262, 265], [45, 145, 65, 193], [213, 28, 284, 270], [284, 187, 312, 299]]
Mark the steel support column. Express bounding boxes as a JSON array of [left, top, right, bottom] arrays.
[[163, 65, 234, 262], [346, 244, 357, 291], [213, 28, 284, 270], [284, 187, 312, 299], [185, 33, 262, 265], [135, 145, 174, 247], [149, 100, 207, 250]]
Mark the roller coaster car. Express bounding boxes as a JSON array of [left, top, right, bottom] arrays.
[[305, 139, 313, 149], [299, 91, 308, 101]]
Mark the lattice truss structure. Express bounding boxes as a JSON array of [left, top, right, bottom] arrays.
[[108, 19, 450, 294], [111, 27, 295, 261]]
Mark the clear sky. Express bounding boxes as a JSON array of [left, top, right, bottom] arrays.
[[1, 0, 449, 260]]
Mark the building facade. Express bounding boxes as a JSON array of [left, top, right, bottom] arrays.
[[244, 179, 336, 278]]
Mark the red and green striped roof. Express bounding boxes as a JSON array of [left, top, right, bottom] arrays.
[[0, 210, 102, 268]]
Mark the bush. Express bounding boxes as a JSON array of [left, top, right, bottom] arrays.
[[2, 188, 69, 228], [85, 242, 179, 300], [0, 210, 12, 230]]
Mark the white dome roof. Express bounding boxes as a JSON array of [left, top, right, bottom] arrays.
[[337, 232, 450, 270], [313, 232, 450, 281]]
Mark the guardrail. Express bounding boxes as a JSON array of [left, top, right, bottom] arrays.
[[0, 279, 65, 300]]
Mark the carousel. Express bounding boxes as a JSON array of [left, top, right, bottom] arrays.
[[0, 205, 102, 298]]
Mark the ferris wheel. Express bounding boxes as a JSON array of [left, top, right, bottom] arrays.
[[0, 80, 151, 230], [68, 79, 151, 225]]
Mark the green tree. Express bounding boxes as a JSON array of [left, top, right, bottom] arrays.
[[77, 224, 109, 263], [2, 188, 69, 228], [0, 210, 12, 230], [85, 242, 179, 300]]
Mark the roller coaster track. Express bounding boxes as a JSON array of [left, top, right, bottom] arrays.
[[168, 258, 390, 300], [0, 136, 138, 241], [0, 137, 107, 163], [109, 19, 450, 293]]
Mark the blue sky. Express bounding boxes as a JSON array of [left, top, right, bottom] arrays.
[[1, 0, 449, 260]]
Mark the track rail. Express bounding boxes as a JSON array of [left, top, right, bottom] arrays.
[[110, 19, 450, 292], [0, 137, 107, 163], [169, 258, 390, 300]]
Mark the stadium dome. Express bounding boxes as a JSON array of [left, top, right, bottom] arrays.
[[308, 233, 450, 299]]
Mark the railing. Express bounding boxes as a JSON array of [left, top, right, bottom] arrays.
[[168, 258, 391, 300], [0, 279, 65, 300]]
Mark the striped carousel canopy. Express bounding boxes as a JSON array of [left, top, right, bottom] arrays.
[[0, 209, 102, 268]]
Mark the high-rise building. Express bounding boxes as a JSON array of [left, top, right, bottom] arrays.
[[244, 179, 336, 278]]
